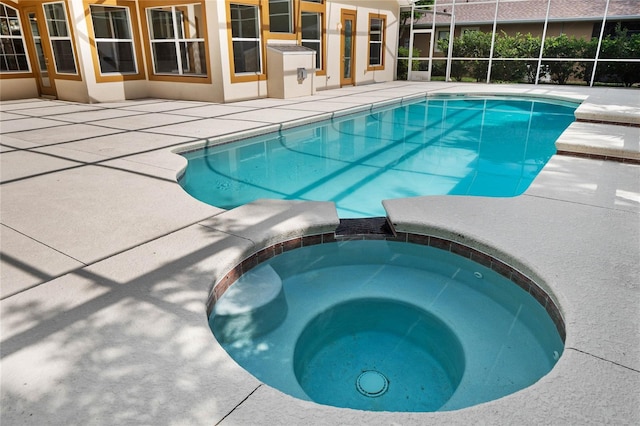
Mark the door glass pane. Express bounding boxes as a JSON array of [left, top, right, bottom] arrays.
[[28, 13, 50, 86], [343, 19, 352, 78], [29, 15, 40, 36]]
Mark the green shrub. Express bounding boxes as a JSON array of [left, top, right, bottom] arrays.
[[491, 32, 528, 82], [543, 34, 589, 84], [397, 46, 421, 80], [596, 25, 640, 87], [432, 27, 637, 86]]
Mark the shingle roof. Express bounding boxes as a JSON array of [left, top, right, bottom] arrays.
[[413, 0, 640, 26]]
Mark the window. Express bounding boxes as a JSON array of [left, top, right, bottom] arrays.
[[90, 5, 136, 74], [301, 12, 321, 69], [368, 14, 385, 69], [435, 30, 449, 53], [299, 0, 324, 74], [230, 3, 261, 75], [43, 2, 76, 74], [0, 3, 29, 72], [147, 4, 206, 76], [268, 0, 292, 33]]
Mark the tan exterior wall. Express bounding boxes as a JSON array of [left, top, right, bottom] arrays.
[[496, 21, 594, 39], [323, 1, 399, 88], [546, 22, 594, 39], [0, 78, 39, 100], [2, 0, 401, 103], [447, 22, 593, 39]]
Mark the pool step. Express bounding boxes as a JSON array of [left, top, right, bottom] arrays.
[[556, 121, 640, 164]]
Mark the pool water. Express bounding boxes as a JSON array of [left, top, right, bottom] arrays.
[[210, 240, 564, 412], [181, 97, 576, 218]]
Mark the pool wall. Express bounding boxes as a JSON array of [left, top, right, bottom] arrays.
[[205, 212, 566, 344]]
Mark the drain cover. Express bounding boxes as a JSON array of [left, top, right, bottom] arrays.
[[356, 370, 389, 397]]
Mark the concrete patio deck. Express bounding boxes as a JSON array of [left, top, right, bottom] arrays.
[[1, 82, 639, 425]]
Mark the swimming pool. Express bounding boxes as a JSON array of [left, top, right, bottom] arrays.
[[180, 96, 576, 218]]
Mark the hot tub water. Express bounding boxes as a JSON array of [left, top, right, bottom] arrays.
[[210, 240, 564, 412]]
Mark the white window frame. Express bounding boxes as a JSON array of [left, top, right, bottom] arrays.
[[368, 15, 384, 68], [147, 4, 206, 76], [269, 0, 293, 33], [301, 11, 321, 70], [230, 3, 263, 75], [89, 5, 137, 75], [0, 3, 30, 73], [43, 1, 77, 74]]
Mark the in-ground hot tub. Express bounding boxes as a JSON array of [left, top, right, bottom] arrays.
[[209, 237, 565, 412]]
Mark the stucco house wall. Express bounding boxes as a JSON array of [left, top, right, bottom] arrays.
[[1, 0, 403, 103]]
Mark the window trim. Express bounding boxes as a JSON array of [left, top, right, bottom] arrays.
[[84, 0, 145, 82], [139, 0, 211, 84], [227, 0, 266, 83], [0, 0, 32, 78], [367, 13, 385, 71]]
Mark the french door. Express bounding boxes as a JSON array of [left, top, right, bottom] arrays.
[[340, 10, 356, 87]]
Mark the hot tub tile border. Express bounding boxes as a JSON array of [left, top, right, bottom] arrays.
[[209, 230, 566, 342]]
